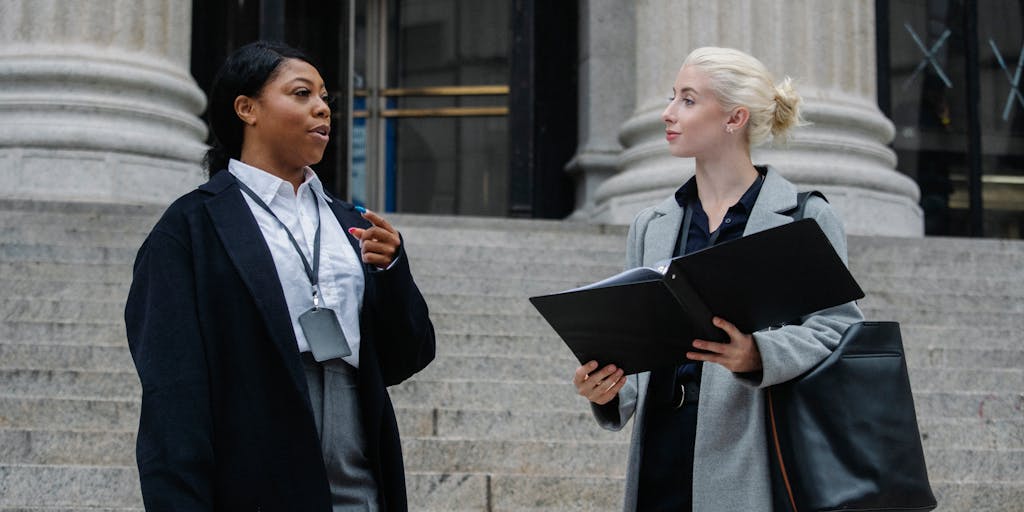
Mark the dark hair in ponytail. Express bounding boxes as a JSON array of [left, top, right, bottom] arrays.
[[203, 41, 319, 176]]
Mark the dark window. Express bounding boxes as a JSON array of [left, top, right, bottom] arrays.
[[878, 0, 1024, 238]]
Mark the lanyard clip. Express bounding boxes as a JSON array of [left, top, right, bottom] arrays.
[[312, 284, 321, 309]]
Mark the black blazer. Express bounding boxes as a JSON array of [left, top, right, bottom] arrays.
[[124, 170, 435, 511]]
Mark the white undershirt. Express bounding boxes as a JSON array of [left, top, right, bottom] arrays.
[[229, 159, 364, 368]]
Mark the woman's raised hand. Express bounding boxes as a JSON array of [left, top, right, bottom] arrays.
[[573, 361, 626, 405], [347, 208, 401, 268]]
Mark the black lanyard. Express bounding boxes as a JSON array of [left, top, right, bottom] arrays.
[[675, 205, 721, 257], [237, 181, 324, 308], [676, 173, 764, 256]]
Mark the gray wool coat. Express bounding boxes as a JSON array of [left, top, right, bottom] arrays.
[[592, 167, 864, 512]]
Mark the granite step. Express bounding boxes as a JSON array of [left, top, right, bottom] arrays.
[[0, 280, 130, 300], [397, 228, 622, 251], [0, 429, 133, 466], [0, 508, 141, 512], [858, 308, 1024, 330], [1, 340, 1019, 395], [427, 292, 1023, 317], [405, 472, 625, 512], [0, 263, 131, 284], [848, 234, 1024, 256], [908, 368, 1024, 394], [0, 464, 142, 508], [918, 417, 1024, 451], [1, 428, 1021, 497], [859, 291, 1024, 313], [891, 325, 1024, 350], [415, 354, 576, 383], [928, 481, 1024, 512], [2, 399, 1018, 452], [428, 331, 1024, 362], [0, 369, 139, 401], [1, 299, 125, 322], [389, 379, 1024, 420], [400, 258, 622, 281], [855, 275, 1024, 297], [401, 438, 627, 476], [2, 291, 1021, 327], [411, 354, 1024, 395], [2, 365, 1019, 422], [0, 470, 1015, 512], [0, 200, 158, 228], [0, 321, 130, 345], [0, 226, 148, 248], [395, 408, 629, 442], [0, 243, 138, 266], [925, 448, 1024, 483], [0, 344, 134, 372], [0, 396, 138, 431], [905, 346, 1024, 370], [1, 269, 1019, 304], [852, 262, 1024, 278]]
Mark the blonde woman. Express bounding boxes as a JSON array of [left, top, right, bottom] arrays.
[[572, 47, 863, 511]]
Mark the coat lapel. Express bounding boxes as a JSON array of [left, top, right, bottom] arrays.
[[200, 171, 309, 396], [642, 196, 685, 267], [744, 165, 800, 236]]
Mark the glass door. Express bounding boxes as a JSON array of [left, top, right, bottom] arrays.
[[350, 0, 511, 215], [879, 0, 1024, 237]]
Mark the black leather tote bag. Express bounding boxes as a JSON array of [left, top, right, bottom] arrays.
[[766, 321, 937, 512]]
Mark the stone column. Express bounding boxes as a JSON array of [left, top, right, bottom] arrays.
[[0, 0, 207, 205], [566, 0, 635, 219], [590, 0, 923, 236]]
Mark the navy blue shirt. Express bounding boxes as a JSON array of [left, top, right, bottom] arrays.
[[673, 166, 766, 257], [673, 166, 766, 381]]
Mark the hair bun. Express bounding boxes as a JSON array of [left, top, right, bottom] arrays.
[[770, 77, 803, 139]]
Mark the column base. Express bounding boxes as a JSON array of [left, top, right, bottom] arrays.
[[0, 147, 204, 205]]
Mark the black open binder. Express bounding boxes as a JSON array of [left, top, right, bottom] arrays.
[[528, 219, 864, 375]]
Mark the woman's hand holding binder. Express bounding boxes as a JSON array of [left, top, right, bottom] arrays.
[[687, 316, 762, 373], [573, 361, 626, 405]]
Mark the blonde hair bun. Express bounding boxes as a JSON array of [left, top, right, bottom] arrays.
[[682, 47, 804, 146], [770, 76, 803, 139]]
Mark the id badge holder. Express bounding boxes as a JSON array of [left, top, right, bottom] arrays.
[[298, 288, 352, 362]]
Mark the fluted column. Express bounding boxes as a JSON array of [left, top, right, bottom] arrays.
[[0, 0, 207, 204], [591, 0, 923, 236], [566, 0, 635, 219]]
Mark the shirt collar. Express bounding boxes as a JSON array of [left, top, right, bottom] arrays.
[[228, 159, 332, 205], [673, 165, 766, 213]]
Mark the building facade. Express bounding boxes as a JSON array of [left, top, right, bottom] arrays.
[[1, 0, 1021, 238]]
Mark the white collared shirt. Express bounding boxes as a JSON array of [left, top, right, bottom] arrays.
[[229, 159, 364, 368]]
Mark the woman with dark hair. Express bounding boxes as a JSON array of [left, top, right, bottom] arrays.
[[125, 41, 435, 511]]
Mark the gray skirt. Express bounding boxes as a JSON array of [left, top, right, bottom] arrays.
[[301, 352, 380, 512]]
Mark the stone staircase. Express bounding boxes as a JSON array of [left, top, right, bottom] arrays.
[[0, 198, 1021, 511]]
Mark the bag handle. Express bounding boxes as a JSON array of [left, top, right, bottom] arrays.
[[767, 391, 799, 511]]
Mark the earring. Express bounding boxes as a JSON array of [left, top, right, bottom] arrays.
[[726, 126, 734, 134]]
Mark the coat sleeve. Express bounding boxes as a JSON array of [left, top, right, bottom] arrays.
[[746, 197, 865, 387], [124, 229, 215, 510], [365, 235, 436, 386], [590, 207, 654, 430]]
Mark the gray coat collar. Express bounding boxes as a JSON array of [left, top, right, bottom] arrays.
[[641, 166, 798, 266]]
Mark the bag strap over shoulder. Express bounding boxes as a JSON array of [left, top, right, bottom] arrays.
[[787, 191, 828, 222]]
